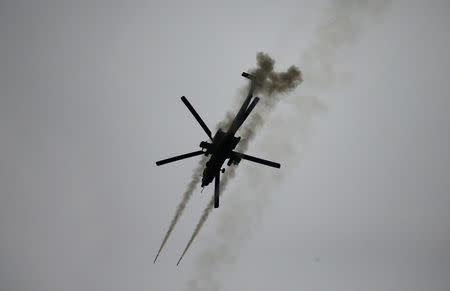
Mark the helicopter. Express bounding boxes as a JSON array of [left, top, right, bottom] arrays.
[[156, 72, 280, 208]]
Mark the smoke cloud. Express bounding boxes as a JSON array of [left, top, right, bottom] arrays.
[[185, 0, 391, 290], [176, 53, 303, 266], [187, 96, 326, 291], [301, 0, 391, 90]]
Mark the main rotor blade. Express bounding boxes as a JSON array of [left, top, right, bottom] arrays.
[[156, 150, 204, 166], [233, 151, 281, 168], [181, 96, 212, 140], [214, 171, 220, 208]]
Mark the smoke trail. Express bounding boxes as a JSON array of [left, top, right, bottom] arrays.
[[185, 1, 391, 289], [187, 96, 326, 291], [177, 166, 236, 266], [153, 156, 207, 263], [301, 0, 391, 90], [176, 53, 303, 266]]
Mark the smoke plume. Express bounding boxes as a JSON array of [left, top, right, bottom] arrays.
[[153, 156, 207, 263], [301, 0, 391, 90], [176, 52, 303, 266], [185, 0, 391, 290], [176, 166, 236, 266]]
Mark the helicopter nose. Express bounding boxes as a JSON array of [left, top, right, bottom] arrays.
[[201, 174, 211, 187]]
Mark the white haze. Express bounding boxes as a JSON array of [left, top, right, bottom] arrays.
[[1, 1, 449, 291]]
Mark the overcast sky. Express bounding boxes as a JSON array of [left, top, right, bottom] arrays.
[[1, 0, 449, 290]]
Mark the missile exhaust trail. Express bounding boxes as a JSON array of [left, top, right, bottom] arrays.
[[153, 157, 207, 263]]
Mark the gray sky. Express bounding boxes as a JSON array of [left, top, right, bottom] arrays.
[[1, 0, 449, 291]]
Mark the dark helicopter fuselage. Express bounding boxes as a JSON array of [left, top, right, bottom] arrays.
[[200, 129, 240, 187], [199, 73, 258, 188]]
